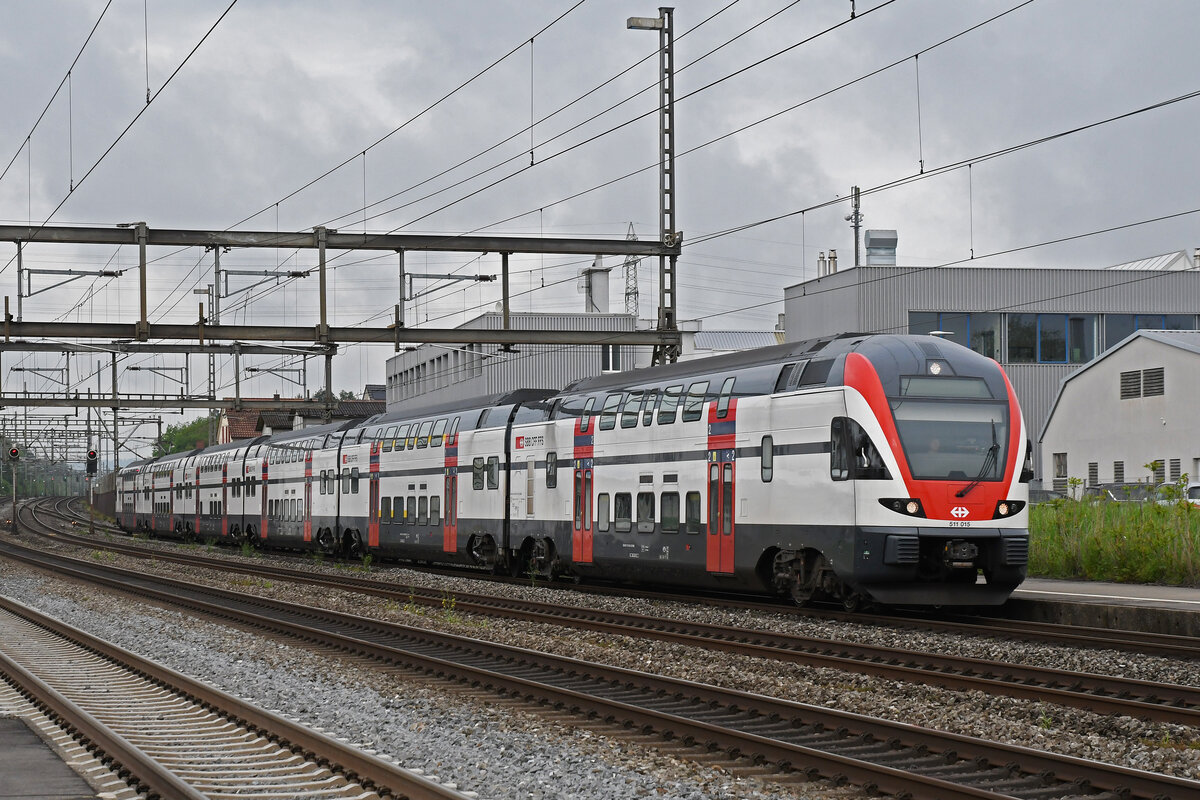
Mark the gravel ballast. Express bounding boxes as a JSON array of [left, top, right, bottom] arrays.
[[3, 530, 1199, 797]]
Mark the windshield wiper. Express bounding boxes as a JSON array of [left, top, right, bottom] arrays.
[[956, 420, 999, 498]]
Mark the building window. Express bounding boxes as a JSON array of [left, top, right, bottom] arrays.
[[1007, 313, 1096, 364], [908, 311, 1000, 359], [601, 344, 621, 372], [1113, 461, 1124, 482], [1170, 458, 1182, 483], [1088, 462, 1098, 486]]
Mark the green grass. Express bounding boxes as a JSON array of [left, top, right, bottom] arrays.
[[1029, 498, 1200, 585]]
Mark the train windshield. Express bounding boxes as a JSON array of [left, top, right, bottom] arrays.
[[889, 398, 1008, 482]]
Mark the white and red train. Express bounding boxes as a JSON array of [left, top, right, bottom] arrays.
[[115, 334, 1031, 608]]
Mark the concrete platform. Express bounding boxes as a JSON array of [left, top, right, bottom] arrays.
[[0, 717, 97, 800], [1001, 577, 1200, 637]]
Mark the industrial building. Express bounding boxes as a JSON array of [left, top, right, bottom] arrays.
[[1040, 330, 1200, 492], [783, 232, 1200, 484]]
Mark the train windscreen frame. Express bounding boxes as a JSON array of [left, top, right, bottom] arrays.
[[889, 395, 1008, 482]]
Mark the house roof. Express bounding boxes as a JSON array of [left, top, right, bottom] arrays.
[[362, 384, 386, 401], [222, 408, 262, 441], [256, 411, 293, 431], [1038, 329, 1200, 441], [334, 400, 386, 418]]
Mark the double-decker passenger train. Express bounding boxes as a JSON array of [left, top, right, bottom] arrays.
[[115, 333, 1032, 608]]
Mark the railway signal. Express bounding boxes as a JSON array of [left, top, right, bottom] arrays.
[[86, 449, 98, 474], [7, 446, 18, 461]]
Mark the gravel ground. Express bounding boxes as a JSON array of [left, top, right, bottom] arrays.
[[3, 527, 1199, 797]]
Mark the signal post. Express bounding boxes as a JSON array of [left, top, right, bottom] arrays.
[[8, 446, 18, 535]]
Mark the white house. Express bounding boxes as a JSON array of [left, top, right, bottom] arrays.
[[1039, 330, 1200, 492]]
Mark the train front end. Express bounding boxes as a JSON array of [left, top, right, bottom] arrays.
[[835, 335, 1030, 607]]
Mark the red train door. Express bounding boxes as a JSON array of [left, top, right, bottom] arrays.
[[443, 473, 457, 552], [368, 443, 381, 548], [706, 459, 735, 573], [260, 458, 269, 540], [572, 467, 593, 563], [303, 451, 313, 543]]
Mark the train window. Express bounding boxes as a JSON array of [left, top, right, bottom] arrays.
[[449, 416, 460, 438], [722, 464, 733, 532], [392, 496, 402, 518], [830, 419, 850, 481], [621, 391, 644, 428], [418, 496, 429, 525], [716, 377, 736, 419], [614, 493, 632, 532], [599, 394, 621, 431], [581, 397, 595, 433], [341, 468, 351, 494], [682, 381, 709, 422], [382, 427, 396, 452], [416, 420, 433, 448], [430, 418, 447, 447], [685, 491, 701, 534], [350, 467, 360, 494], [486, 456, 499, 490], [319, 471, 326, 495], [473, 458, 485, 490], [661, 493, 680, 532], [393, 424, 409, 451], [642, 389, 659, 426], [636, 492, 655, 533], [431, 496, 441, 525], [527, 458, 536, 516], [380, 496, 391, 519], [797, 359, 833, 388], [546, 452, 558, 488], [762, 436, 774, 482], [596, 493, 610, 531], [406, 496, 417, 524]]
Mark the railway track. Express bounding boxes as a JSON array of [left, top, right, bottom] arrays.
[[3, 527, 1196, 800], [0, 594, 478, 800], [25, 499, 1200, 727], [49, 495, 1199, 660]]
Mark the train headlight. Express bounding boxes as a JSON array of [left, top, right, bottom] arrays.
[[880, 498, 926, 518], [993, 500, 1026, 518]]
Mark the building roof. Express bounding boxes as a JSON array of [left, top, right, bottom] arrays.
[[334, 400, 386, 419], [222, 408, 261, 441], [1103, 250, 1195, 271], [692, 330, 785, 351], [1038, 329, 1200, 441], [362, 384, 386, 401], [256, 411, 293, 431]]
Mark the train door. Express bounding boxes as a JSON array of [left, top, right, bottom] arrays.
[[221, 463, 229, 539], [706, 459, 735, 573], [572, 466, 593, 563], [194, 465, 201, 538], [443, 472, 457, 552], [260, 457, 269, 540], [368, 443, 381, 548], [304, 451, 313, 543]]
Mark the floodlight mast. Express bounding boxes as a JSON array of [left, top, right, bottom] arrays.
[[628, 7, 679, 365]]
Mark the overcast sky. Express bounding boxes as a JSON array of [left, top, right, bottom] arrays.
[[2, 0, 1197, 449]]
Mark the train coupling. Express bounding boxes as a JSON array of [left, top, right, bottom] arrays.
[[943, 539, 979, 569]]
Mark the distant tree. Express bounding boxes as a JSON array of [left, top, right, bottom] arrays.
[[312, 388, 356, 403], [154, 417, 209, 456]]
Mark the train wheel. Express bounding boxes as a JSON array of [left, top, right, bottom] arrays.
[[841, 593, 865, 613]]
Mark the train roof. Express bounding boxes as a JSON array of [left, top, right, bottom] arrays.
[[561, 332, 864, 394], [363, 389, 557, 426]]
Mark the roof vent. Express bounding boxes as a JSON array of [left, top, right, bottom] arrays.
[[865, 229, 898, 266]]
